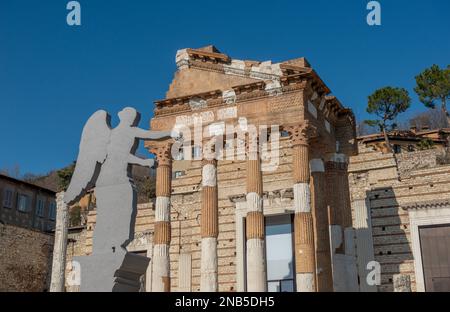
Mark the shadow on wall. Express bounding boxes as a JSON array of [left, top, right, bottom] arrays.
[[366, 187, 414, 292]]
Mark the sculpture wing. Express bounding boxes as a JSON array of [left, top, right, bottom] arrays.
[[64, 110, 112, 205]]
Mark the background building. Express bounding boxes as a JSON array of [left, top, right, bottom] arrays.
[[0, 174, 56, 232], [0, 174, 56, 291], [358, 128, 450, 154], [349, 134, 450, 292]]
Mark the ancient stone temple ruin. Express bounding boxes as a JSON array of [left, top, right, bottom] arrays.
[[62, 46, 361, 292], [141, 45, 358, 292]]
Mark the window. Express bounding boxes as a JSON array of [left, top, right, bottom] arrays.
[[17, 194, 29, 212], [3, 189, 13, 208], [265, 214, 295, 292], [280, 130, 289, 138], [224, 141, 232, 150], [174, 149, 184, 161], [48, 201, 56, 220], [193, 145, 202, 159], [36, 198, 45, 217], [173, 171, 185, 179]]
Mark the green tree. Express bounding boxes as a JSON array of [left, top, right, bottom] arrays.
[[69, 205, 82, 227], [365, 87, 411, 151], [57, 163, 75, 192], [417, 138, 435, 151], [414, 64, 450, 126]]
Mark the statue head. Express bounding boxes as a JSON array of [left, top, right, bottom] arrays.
[[118, 107, 141, 127]]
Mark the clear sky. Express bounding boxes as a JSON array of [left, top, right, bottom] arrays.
[[0, 0, 449, 176]]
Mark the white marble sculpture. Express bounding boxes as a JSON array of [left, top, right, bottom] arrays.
[[64, 107, 175, 292]]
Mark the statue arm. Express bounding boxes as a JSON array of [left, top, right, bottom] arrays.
[[133, 128, 173, 141], [128, 154, 155, 168]]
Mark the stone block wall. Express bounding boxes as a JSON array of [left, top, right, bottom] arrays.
[[0, 223, 53, 292], [349, 144, 450, 292], [64, 136, 305, 292], [396, 148, 448, 178], [167, 136, 302, 292]]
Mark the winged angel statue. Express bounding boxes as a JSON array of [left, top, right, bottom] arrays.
[[64, 107, 177, 292]]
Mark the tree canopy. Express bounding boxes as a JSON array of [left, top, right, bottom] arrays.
[[365, 86, 411, 131], [414, 64, 450, 125], [365, 86, 411, 151], [57, 162, 75, 192]]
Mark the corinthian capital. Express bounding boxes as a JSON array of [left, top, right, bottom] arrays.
[[149, 141, 173, 167], [285, 121, 318, 147]]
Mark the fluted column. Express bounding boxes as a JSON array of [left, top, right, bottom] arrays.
[[150, 143, 172, 292], [326, 160, 352, 252], [326, 158, 359, 292], [50, 191, 68, 292], [245, 136, 267, 292], [287, 122, 317, 292], [310, 159, 333, 291], [200, 159, 218, 292]]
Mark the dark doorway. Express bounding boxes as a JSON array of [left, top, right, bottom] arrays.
[[419, 224, 450, 292]]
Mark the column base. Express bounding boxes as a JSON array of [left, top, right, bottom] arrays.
[[296, 273, 315, 292], [246, 238, 267, 292], [200, 237, 218, 292], [152, 244, 170, 292]]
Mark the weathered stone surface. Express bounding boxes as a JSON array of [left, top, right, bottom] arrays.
[[50, 191, 68, 292], [349, 142, 450, 292], [393, 274, 412, 292], [65, 47, 358, 293], [0, 223, 53, 292]]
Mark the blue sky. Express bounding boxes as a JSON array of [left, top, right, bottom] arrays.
[[0, 0, 449, 175]]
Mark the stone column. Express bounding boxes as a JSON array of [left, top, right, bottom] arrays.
[[326, 158, 359, 292], [310, 158, 333, 292], [200, 159, 218, 292], [336, 161, 353, 234], [151, 143, 172, 292], [245, 136, 267, 292], [288, 123, 317, 292], [50, 191, 68, 292], [353, 198, 377, 292]]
